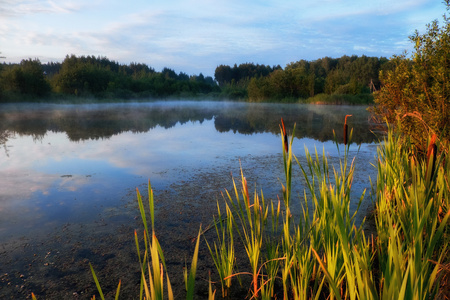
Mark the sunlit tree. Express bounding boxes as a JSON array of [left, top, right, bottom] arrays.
[[371, 0, 450, 148]]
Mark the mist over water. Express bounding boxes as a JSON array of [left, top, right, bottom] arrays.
[[0, 101, 379, 298]]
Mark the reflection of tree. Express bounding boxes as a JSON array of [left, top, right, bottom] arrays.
[[0, 103, 377, 144], [214, 104, 377, 144], [0, 130, 13, 157], [0, 104, 217, 141]]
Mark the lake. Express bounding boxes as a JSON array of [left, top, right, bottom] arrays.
[[0, 101, 380, 298]]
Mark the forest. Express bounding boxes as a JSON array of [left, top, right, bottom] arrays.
[[0, 54, 390, 103]]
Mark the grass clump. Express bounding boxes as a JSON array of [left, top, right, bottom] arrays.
[[62, 118, 448, 299], [373, 127, 450, 299]]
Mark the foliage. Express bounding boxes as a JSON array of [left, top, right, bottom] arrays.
[[49, 55, 220, 98], [244, 56, 388, 102], [371, 1, 450, 149], [0, 59, 51, 100], [0, 55, 220, 101], [214, 63, 280, 87], [0, 54, 388, 102]]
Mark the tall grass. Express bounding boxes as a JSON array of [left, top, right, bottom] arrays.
[[204, 120, 448, 299], [79, 118, 449, 300], [373, 128, 449, 299], [201, 117, 373, 299]]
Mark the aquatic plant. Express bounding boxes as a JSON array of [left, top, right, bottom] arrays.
[[373, 127, 450, 299], [73, 117, 448, 299]]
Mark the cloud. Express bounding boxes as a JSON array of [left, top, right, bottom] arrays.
[[0, 0, 446, 74], [0, 0, 81, 18]]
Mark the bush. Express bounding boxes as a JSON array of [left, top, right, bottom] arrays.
[[370, 1, 450, 150]]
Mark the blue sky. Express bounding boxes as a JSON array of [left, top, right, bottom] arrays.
[[0, 0, 446, 76]]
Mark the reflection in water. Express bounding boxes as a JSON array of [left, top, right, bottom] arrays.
[[0, 130, 13, 156], [0, 101, 379, 298], [0, 101, 377, 143]]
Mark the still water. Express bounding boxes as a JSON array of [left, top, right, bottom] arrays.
[[0, 101, 379, 298]]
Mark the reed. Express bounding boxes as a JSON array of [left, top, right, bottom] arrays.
[[184, 227, 201, 300], [65, 117, 448, 300], [373, 127, 450, 299], [204, 201, 236, 297], [135, 183, 173, 300]]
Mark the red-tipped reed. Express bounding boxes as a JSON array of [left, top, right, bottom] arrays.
[[426, 133, 437, 181], [280, 118, 288, 153]]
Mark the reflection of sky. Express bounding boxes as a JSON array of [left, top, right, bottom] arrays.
[[0, 117, 377, 240]]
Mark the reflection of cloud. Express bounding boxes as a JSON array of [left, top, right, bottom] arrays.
[[0, 171, 89, 208], [0, 172, 53, 207], [58, 176, 90, 192], [1, 133, 93, 206]]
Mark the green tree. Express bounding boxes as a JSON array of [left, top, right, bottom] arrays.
[[52, 55, 114, 96], [1, 59, 50, 97], [371, 1, 450, 148]]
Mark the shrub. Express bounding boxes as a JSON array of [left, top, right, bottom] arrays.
[[370, 1, 450, 150]]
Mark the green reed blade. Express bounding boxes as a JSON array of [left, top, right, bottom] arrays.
[[186, 227, 202, 300], [136, 188, 149, 237], [89, 263, 105, 300], [148, 180, 155, 233]]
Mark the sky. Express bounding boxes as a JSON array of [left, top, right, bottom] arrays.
[[0, 0, 446, 76]]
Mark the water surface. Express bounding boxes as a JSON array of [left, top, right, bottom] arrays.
[[0, 101, 379, 298]]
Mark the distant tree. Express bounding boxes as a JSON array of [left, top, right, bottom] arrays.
[[178, 72, 190, 81], [42, 62, 62, 77], [1, 59, 50, 97], [162, 67, 178, 80], [52, 55, 114, 95], [214, 65, 233, 86], [122, 63, 155, 78]]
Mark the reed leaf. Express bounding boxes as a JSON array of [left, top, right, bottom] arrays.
[[186, 227, 202, 300], [89, 263, 105, 300]]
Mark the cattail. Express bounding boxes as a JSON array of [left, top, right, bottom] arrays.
[[344, 114, 352, 145], [280, 118, 288, 153], [426, 133, 437, 182]]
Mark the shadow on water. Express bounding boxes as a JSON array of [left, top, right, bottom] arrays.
[[0, 101, 380, 299]]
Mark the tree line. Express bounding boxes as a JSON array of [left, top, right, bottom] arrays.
[[0, 54, 391, 103], [216, 56, 390, 102], [0, 55, 220, 102]]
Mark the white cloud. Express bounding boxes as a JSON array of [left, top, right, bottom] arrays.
[[0, 0, 446, 74], [0, 0, 82, 17]]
